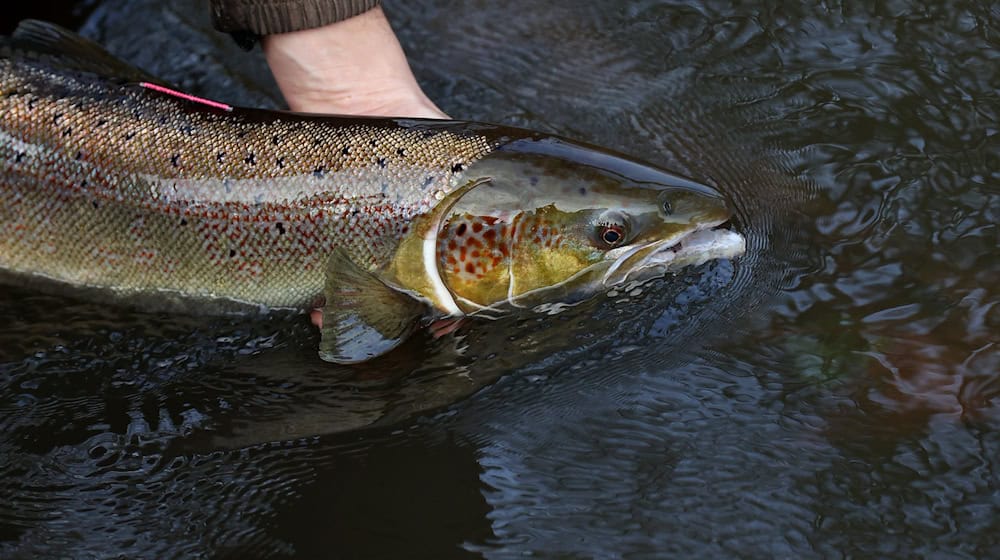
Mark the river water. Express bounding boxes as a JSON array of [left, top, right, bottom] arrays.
[[1, 0, 997, 557]]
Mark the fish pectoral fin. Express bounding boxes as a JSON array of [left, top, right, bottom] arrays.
[[319, 250, 425, 364], [6, 20, 169, 86]]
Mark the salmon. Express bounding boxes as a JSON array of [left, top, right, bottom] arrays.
[[0, 21, 744, 363]]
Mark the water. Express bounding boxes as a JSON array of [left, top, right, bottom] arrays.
[[1, 0, 998, 557]]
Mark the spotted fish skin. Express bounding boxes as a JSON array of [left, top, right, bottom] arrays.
[[440, 206, 583, 308], [438, 214, 514, 308], [0, 27, 508, 311]]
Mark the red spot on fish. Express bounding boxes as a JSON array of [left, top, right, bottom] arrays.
[[446, 254, 457, 265], [533, 236, 541, 245], [541, 227, 548, 237], [460, 247, 467, 261], [472, 222, 483, 233], [456, 223, 467, 236], [465, 262, 476, 274], [467, 237, 482, 248], [471, 250, 480, 259], [448, 239, 457, 251], [483, 229, 497, 240]]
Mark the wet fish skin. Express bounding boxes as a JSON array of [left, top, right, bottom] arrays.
[[0, 25, 504, 311], [0, 21, 741, 363]]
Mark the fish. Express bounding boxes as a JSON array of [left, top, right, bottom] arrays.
[[0, 21, 746, 364]]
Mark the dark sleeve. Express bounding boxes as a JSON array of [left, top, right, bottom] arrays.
[[211, 0, 381, 36]]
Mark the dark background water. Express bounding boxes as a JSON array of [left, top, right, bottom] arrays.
[[1, 0, 998, 558]]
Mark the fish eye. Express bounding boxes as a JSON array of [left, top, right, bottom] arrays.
[[601, 225, 625, 246], [594, 210, 629, 248], [593, 210, 630, 248]]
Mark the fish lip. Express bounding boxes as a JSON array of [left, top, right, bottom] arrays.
[[601, 218, 739, 286]]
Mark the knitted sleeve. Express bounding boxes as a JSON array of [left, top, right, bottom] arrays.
[[211, 0, 381, 35]]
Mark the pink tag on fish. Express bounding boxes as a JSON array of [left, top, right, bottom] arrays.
[[139, 82, 233, 112]]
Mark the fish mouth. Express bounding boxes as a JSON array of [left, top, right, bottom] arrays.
[[507, 222, 745, 312], [601, 222, 746, 287]]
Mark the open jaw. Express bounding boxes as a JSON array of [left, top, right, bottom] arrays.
[[602, 223, 747, 287]]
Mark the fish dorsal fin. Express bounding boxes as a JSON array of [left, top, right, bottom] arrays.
[[5, 20, 166, 85], [319, 250, 426, 364]]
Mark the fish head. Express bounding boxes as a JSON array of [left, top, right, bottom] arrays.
[[326, 132, 747, 363], [436, 137, 746, 312]]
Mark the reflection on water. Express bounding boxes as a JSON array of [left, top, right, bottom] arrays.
[[1, 0, 998, 557]]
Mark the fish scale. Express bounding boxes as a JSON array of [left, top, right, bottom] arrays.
[[0, 52, 495, 310]]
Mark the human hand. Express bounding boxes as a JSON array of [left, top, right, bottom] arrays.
[[262, 6, 447, 119]]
